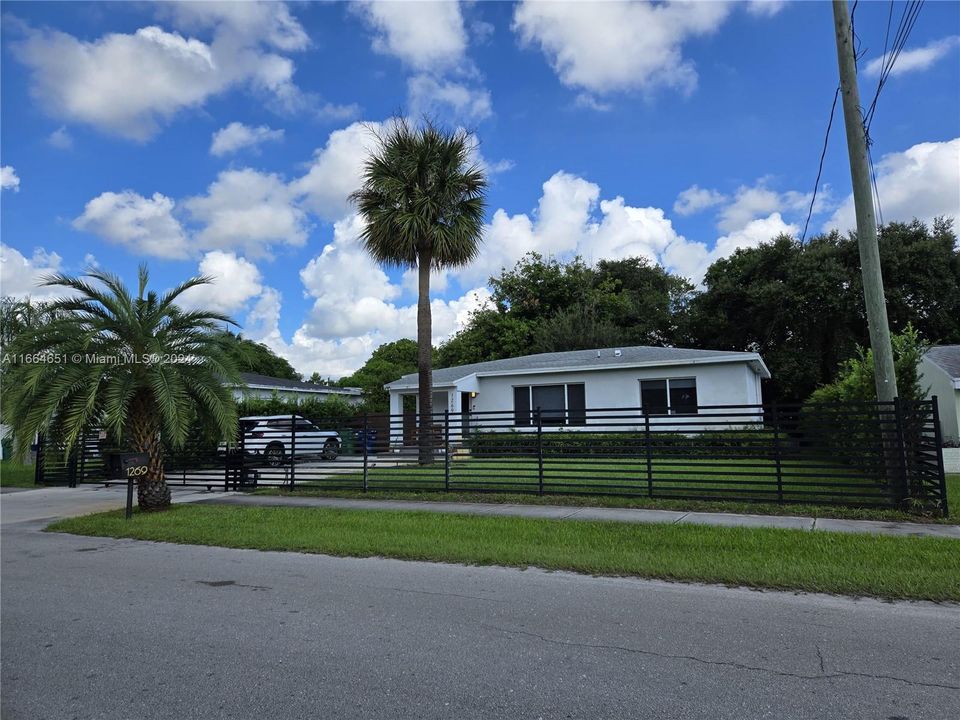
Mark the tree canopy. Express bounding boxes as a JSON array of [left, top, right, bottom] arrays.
[[220, 333, 300, 381], [431, 219, 960, 403], [337, 339, 420, 412]]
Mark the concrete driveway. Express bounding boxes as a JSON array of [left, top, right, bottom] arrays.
[[2, 486, 958, 719]]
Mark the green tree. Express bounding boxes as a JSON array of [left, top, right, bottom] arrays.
[[222, 333, 300, 380], [807, 325, 927, 404], [351, 119, 486, 462], [338, 339, 420, 412], [2, 266, 241, 511]]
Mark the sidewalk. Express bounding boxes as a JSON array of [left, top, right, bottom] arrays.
[[198, 493, 960, 539]]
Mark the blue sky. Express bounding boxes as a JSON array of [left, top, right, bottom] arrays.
[[2, 1, 958, 377]]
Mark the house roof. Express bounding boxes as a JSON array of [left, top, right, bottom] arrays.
[[386, 345, 770, 389], [238, 372, 362, 396], [924, 346, 960, 381]]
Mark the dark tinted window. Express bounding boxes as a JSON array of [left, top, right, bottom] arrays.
[[669, 378, 698, 414], [513, 386, 531, 426], [640, 380, 668, 415], [567, 383, 586, 426], [533, 385, 566, 426]]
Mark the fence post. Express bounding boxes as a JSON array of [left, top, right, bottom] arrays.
[[289, 413, 297, 491], [34, 433, 43, 485], [78, 432, 87, 485], [771, 402, 783, 503], [930, 396, 949, 516], [444, 409, 451, 492], [239, 422, 246, 489], [536, 408, 544, 496], [362, 412, 369, 493], [892, 397, 909, 505], [644, 409, 653, 498]]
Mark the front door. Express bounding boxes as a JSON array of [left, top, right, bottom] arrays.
[[460, 392, 472, 435]]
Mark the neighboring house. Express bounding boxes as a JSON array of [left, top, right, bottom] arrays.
[[385, 345, 770, 445], [919, 346, 960, 444], [233, 372, 363, 406]]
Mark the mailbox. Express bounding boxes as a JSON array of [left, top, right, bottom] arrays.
[[105, 452, 150, 481]]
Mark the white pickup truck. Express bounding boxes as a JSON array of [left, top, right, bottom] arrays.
[[226, 415, 341, 466]]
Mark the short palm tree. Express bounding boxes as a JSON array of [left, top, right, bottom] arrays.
[[3, 266, 241, 511], [351, 119, 487, 464]]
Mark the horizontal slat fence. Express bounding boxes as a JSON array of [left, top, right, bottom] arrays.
[[36, 399, 949, 515]]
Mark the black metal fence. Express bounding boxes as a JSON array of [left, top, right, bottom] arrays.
[[36, 398, 950, 515]]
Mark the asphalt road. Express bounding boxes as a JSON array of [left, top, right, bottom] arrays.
[[2, 488, 959, 719]]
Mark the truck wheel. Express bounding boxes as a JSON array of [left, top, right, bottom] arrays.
[[322, 439, 339, 461]]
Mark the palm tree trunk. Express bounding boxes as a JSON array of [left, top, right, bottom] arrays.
[[417, 256, 434, 465], [129, 391, 170, 511]]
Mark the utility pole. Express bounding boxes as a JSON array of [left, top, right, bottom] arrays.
[[832, 0, 899, 402]]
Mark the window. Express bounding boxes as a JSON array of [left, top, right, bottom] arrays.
[[640, 378, 698, 415], [513, 383, 586, 426]]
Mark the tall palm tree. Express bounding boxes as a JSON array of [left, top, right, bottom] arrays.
[[3, 266, 241, 511], [351, 119, 487, 464]]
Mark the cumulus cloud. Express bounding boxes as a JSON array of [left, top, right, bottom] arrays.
[[512, 1, 730, 97], [244, 218, 492, 378], [825, 138, 960, 232], [673, 185, 727, 216], [407, 74, 492, 123], [746, 1, 788, 18], [865, 36, 960, 78], [179, 251, 264, 315], [10, 2, 308, 140], [185, 169, 309, 257], [73, 190, 190, 258], [0, 245, 67, 298], [354, 0, 468, 72], [210, 122, 284, 156], [1, 166, 20, 192], [291, 121, 383, 221]]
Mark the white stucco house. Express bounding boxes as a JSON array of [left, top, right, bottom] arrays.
[[233, 372, 363, 405], [385, 345, 770, 445], [919, 346, 960, 444]]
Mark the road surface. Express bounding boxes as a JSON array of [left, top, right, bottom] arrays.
[[2, 487, 958, 719]]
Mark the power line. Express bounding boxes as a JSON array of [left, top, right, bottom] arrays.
[[864, 0, 924, 135], [801, 85, 840, 243]]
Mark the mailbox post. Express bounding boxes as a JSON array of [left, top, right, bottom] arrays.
[[106, 452, 149, 519]]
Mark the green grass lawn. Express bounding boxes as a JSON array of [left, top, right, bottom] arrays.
[[0, 460, 37, 488], [49, 504, 960, 601]]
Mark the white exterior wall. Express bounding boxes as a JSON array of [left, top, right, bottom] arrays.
[[387, 361, 764, 443], [233, 387, 363, 405], [919, 357, 960, 443]]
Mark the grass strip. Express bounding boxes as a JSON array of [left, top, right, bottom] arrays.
[[0, 461, 37, 488], [256, 473, 960, 525], [49, 504, 960, 602]]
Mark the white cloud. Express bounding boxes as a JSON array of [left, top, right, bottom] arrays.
[[210, 122, 284, 156], [825, 138, 960, 232], [179, 251, 263, 315], [574, 93, 613, 112], [673, 185, 727, 216], [512, 1, 730, 97], [1, 166, 20, 192], [354, 0, 468, 72], [186, 169, 309, 257], [407, 74, 492, 122], [865, 36, 960, 78], [73, 190, 190, 258], [746, 1, 788, 18], [48, 126, 73, 149], [0, 245, 67, 299], [245, 219, 492, 378], [713, 212, 797, 258], [11, 3, 308, 140], [317, 101, 362, 122], [292, 121, 382, 221], [716, 181, 815, 233], [163, 1, 310, 52]]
